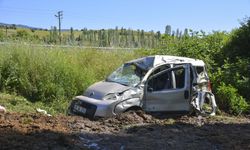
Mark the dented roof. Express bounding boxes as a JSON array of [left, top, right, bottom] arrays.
[[126, 55, 205, 70]]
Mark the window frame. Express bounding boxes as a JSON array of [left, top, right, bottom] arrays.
[[147, 65, 186, 92]]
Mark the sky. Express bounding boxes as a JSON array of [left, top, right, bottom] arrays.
[[0, 0, 250, 33]]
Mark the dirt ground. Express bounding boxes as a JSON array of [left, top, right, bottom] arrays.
[[0, 111, 250, 150]]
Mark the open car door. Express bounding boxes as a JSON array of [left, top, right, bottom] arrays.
[[143, 64, 192, 112]]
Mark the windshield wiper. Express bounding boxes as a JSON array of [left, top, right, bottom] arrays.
[[113, 80, 129, 86], [106, 78, 129, 86]]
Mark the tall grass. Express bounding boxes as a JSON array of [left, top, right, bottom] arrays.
[[0, 44, 136, 113]]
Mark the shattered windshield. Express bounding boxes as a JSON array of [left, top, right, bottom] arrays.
[[107, 63, 145, 87]]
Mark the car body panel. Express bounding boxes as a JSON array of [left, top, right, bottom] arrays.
[[143, 64, 191, 112], [84, 81, 130, 100]]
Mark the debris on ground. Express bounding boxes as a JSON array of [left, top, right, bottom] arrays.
[[0, 111, 249, 150], [36, 108, 52, 117], [0, 105, 6, 114]]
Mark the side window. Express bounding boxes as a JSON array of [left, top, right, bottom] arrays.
[[174, 68, 185, 88], [148, 65, 171, 91], [148, 71, 173, 91], [148, 66, 186, 91], [196, 66, 204, 75], [195, 66, 208, 83]]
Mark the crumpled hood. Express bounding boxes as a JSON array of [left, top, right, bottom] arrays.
[[84, 81, 130, 100]]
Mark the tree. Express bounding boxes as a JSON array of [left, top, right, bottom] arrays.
[[183, 28, 189, 37], [176, 28, 180, 38], [223, 18, 250, 61], [171, 30, 175, 37], [165, 25, 171, 35], [140, 30, 145, 47], [219, 18, 250, 102], [11, 24, 16, 29], [156, 31, 161, 40], [49, 26, 58, 44], [70, 27, 74, 43]]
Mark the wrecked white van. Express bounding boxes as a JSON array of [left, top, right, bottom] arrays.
[[68, 55, 217, 118]]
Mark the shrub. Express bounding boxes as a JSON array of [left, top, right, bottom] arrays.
[[0, 44, 135, 114], [16, 29, 29, 39], [216, 83, 249, 115]]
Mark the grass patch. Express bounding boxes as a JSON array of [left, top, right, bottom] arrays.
[[0, 44, 137, 114], [0, 93, 48, 114]]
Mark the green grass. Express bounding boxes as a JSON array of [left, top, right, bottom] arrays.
[[0, 93, 49, 114], [0, 44, 137, 114]]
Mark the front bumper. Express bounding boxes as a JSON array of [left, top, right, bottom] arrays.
[[68, 96, 117, 118]]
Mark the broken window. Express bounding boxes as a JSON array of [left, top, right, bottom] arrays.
[[107, 63, 146, 87], [148, 66, 185, 91], [173, 68, 185, 89]]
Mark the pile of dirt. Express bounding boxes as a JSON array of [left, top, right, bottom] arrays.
[[0, 111, 250, 149]]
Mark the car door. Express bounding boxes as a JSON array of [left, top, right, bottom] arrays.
[[143, 64, 192, 112]]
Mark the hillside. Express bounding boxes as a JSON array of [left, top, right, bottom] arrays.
[[0, 22, 45, 30]]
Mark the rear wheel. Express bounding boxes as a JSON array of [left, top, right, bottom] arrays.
[[200, 97, 213, 115], [191, 91, 217, 116], [200, 92, 217, 116]]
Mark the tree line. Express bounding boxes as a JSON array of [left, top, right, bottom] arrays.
[[1, 25, 193, 48]]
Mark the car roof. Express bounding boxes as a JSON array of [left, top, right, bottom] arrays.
[[153, 55, 205, 66], [126, 55, 205, 70]]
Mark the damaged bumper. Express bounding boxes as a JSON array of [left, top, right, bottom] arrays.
[[68, 96, 117, 118]]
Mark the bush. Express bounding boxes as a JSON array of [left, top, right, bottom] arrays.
[[16, 29, 29, 39], [0, 44, 136, 114], [216, 83, 249, 115]]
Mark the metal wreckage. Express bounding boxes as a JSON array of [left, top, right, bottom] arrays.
[[68, 55, 217, 118]]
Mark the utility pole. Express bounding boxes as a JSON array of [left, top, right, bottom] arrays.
[[55, 11, 63, 44]]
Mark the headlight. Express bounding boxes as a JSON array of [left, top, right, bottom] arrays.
[[103, 93, 120, 101]]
